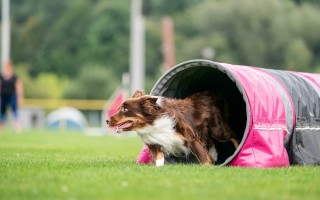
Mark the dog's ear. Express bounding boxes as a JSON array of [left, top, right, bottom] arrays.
[[148, 97, 161, 110], [131, 90, 144, 98], [140, 96, 160, 115], [147, 96, 158, 105], [140, 96, 158, 106]]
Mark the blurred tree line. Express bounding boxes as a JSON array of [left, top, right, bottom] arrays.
[[5, 0, 320, 99]]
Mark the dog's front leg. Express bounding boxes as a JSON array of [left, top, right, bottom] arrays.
[[188, 140, 212, 166], [155, 151, 165, 167], [147, 144, 165, 167]]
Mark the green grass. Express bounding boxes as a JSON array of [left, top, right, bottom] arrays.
[[1, 130, 320, 200]]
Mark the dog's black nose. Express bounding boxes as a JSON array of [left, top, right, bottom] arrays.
[[106, 119, 110, 125]]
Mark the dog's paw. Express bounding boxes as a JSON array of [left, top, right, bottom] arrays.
[[155, 158, 164, 167], [209, 147, 218, 163]]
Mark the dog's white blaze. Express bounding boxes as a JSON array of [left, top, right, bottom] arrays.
[[156, 158, 165, 167], [136, 115, 190, 156], [209, 146, 218, 163]]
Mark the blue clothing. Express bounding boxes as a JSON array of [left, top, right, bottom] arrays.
[[0, 95, 18, 121]]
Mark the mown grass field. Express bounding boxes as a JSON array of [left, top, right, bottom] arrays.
[[1, 130, 320, 200]]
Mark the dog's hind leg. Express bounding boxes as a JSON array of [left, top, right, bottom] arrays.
[[207, 138, 218, 164], [188, 140, 212, 165], [230, 138, 239, 149]]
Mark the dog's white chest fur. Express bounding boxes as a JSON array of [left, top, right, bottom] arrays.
[[135, 116, 190, 156]]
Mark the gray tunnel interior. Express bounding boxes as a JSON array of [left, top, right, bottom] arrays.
[[151, 65, 248, 165]]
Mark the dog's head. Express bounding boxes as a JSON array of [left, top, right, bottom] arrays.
[[106, 90, 161, 132]]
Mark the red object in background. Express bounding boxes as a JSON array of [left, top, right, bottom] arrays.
[[107, 91, 125, 117], [162, 16, 176, 72]]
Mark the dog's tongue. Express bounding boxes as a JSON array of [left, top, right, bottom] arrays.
[[117, 121, 133, 130], [116, 122, 133, 133]]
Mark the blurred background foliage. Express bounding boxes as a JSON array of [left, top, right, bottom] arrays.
[[4, 0, 320, 99]]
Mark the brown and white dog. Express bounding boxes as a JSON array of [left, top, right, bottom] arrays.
[[106, 90, 238, 166]]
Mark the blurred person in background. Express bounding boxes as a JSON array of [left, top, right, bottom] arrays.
[[0, 61, 24, 133]]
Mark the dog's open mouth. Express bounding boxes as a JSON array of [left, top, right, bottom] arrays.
[[114, 121, 133, 133]]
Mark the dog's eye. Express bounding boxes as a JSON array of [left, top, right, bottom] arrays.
[[122, 106, 128, 112]]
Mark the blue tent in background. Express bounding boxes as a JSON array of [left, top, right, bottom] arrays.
[[46, 107, 87, 130]]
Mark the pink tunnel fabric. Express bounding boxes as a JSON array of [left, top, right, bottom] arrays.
[[222, 64, 292, 167]]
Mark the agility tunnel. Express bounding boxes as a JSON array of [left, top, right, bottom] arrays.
[[136, 59, 320, 167]]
